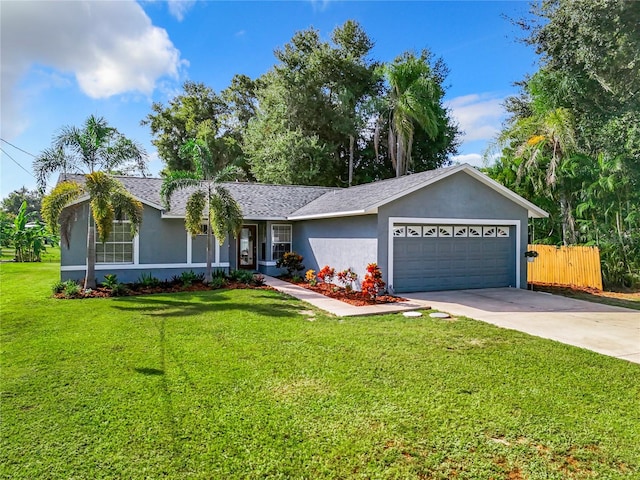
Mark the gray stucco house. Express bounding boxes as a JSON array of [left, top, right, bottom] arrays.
[[60, 163, 547, 293]]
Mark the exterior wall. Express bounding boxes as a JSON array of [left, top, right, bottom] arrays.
[[61, 203, 230, 284], [377, 171, 530, 290], [138, 208, 186, 264], [293, 215, 378, 287]]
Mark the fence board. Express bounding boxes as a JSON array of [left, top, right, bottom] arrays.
[[527, 244, 603, 290]]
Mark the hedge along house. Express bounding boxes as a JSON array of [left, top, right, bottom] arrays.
[[59, 164, 547, 293]]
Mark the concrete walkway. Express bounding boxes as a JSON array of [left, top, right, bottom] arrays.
[[405, 288, 640, 364], [263, 276, 429, 317]]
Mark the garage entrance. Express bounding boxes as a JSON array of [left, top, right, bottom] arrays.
[[392, 224, 516, 293]]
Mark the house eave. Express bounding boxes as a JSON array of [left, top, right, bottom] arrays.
[[286, 209, 372, 221]]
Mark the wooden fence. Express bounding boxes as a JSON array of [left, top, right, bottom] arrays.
[[526, 244, 603, 290]]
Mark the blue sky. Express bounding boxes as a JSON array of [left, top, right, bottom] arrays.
[[0, 0, 537, 197]]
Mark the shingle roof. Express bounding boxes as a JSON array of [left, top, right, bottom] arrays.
[[288, 165, 460, 218], [62, 174, 334, 219], [61, 164, 548, 220]]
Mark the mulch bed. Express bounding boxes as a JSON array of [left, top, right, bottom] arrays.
[[288, 280, 407, 307], [530, 283, 640, 301], [54, 281, 273, 299]]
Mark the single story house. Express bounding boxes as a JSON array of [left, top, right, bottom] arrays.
[[60, 163, 548, 293]]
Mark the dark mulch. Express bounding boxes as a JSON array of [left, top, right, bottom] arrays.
[[54, 281, 273, 299]]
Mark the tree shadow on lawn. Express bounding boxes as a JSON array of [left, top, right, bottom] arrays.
[[110, 290, 305, 319]]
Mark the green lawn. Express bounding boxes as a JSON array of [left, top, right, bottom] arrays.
[[1, 262, 639, 479]]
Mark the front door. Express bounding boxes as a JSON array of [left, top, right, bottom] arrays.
[[238, 225, 257, 270]]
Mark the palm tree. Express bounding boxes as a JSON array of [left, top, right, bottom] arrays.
[[161, 139, 244, 283], [382, 54, 442, 177], [497, 107, 580, 244], [35, 115, 147, 289]]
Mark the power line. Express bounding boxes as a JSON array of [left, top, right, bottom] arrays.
[[0, 147, 35, 178], [0, 138, 36, 158]]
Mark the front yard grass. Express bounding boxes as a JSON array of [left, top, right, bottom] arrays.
[[1, 261, 639, 479]]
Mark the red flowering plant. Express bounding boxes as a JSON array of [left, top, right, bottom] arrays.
[[337, 268, 358, 291], [361, 263, 386, 299], [317, 265, 336, 284]]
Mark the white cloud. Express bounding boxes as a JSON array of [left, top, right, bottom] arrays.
[[0, 0, 184, 138], [310, 0, 331, 12], [445, 93, 505, 143], [167, 0, 196, 21]]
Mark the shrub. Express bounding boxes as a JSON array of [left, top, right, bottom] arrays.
[[305, 269, 317, 286], [317, 265, 335, 284], [276, 252, 305, 277], [337, 268, 358, 291], [52, 280, 65, 294], [209, 277, 227, 289], [109, 283, 128, 297], [178, 270, 203, 287], [229, 269, 255, 284], [62, 280, 81, 299], [102, 274, 120, 289], [361, 263, 386, 299], [291, 274, 303, 283], [212, 269, 227, 280], [137, 272, 161, 287], [251, 274, 266, 287]]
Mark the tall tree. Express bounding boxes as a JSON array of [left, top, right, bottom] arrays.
[[489, 0, 640, 286], [161, 139, 244, 283], [380, 52, 446, 177], [246, 21, 382, 186], [35, 115, 147, 289], [142, 81, 232, 173], [1, 187, 42, 220]]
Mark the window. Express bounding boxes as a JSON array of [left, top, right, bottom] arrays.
[[271, 224, 292, 261], [96, 220, 134, 264]]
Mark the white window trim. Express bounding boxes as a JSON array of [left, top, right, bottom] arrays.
[[270, 223, 292, 261], [95, 220, 137, 265], [387, 217, 521, 292], [186, 230, 221, 265], [63, 262, 230, 272]]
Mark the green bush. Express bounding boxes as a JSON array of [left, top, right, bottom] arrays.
[[109, 283, 128, 297], [229, 269, 255, 284], [276, 252, 305, 277], [209, 277, 227, 289], [51, 280, 65, 294], [136, 272, 161, 287], [62, 280, 81, 299], [102, 274, 119, 289], [175, 270, 204, 287]]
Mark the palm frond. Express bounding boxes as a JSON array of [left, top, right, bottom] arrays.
[[33, 146, 79, 191], [185, 191, 207, 237], [85, 172, 118, 242], [160, 171, 201, 209], [209, 185, 243, 243], [214, 165, 245, 183], [41, 181, 85, 245], [110, 182, 144, 237]]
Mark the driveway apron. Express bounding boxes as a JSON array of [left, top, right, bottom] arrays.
[[404, 288, 640, 364]]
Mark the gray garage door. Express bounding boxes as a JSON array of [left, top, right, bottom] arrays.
[[392, 224, 516, 293]]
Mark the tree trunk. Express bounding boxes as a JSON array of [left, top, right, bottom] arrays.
[[348, 135, 354, 187], [396, 135, 405, 177], [388, 128, 397, 175], [205, 217, 213, 284], [84, 208, 96, 289], [559, 192, 577, 245]]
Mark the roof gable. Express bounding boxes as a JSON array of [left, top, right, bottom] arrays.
[[288, 164, 548, 219]]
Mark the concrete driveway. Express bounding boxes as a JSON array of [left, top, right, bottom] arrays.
[[404, 288, 640, 364]]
